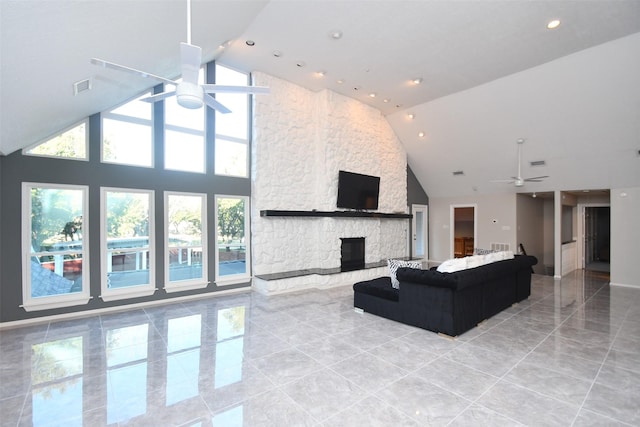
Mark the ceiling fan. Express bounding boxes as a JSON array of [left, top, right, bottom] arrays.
[[491, 138, 549, 187], [90, 0, 268, 114]]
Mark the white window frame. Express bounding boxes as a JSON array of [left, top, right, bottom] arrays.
[[21, 183, 91, 311], [100, 187, 156, 301], [22, 119, 89, 161], [214, 64, 250, 178], [214, 195, 251, 286], [101, 91, 154, 168], [164, 191, 208, 292]]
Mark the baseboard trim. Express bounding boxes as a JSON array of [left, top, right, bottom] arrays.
[[0, 287, 250, 330], [610, 282, 640, 289]]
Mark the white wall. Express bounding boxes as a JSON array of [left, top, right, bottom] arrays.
[[251, 73, 408, 286], [429, 193, 516, 262], [611, 187, 640, 288]]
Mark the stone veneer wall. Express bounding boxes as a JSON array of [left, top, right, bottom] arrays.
[[251, 72, 408, 293]]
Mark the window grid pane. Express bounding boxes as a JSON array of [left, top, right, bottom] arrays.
[[167, 194, 206, 284], [216, 197, 247, 278], [105, 191, 152, 289]]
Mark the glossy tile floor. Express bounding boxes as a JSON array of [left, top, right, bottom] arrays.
[[1, 270, 639, 426]]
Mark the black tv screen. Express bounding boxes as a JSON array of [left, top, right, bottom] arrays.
[[337, 170, 380, 210]]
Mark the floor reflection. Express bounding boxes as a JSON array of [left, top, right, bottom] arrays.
[[2, 271, 639, 426]]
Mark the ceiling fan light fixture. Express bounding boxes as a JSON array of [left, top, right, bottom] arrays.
[[176, 82, 203, 109]]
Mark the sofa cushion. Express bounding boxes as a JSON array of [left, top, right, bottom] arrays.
[[353, 276, 399, 301], [388, 259, 422, 289]]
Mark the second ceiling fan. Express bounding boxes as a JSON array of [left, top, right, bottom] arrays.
[[491, 139, 549, 187]]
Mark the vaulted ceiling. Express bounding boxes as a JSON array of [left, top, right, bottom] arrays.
[[2, 1, 639, 197]]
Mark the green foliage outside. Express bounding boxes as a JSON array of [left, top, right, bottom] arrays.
[[31, 188, 83, 251], [27, 123, 86, 159], [217, 198, 245, 244], [106, 192, 149, 238]]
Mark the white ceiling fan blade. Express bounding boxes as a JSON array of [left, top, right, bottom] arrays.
[[202, 84, 270, 94], [180, 42, 201, 85], [490, 179, 516, 183], [140, 91, 177, 103], [91, 58, 176, 86], [524, 176, 549, 182], [203, 94, 231, 114]]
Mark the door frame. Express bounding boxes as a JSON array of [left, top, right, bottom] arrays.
[[411, 204, 428, 260], [577, 203, 610, 269], [450, 204, 477, 259]]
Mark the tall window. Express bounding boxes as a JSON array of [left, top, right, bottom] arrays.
[[22, 183, 90, 311], [164, 70, 206, 173], [215, 64, 250, 177], [101, 188, 155, 301], [102, 92, 153, 167], [215, 196, 250, 284], [24, 120, 88, 161], [165, 192, 207, 291]]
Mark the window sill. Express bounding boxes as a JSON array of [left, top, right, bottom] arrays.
[[21, 294, 91, 312]]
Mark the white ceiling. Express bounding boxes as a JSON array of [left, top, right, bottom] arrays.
[[2, 1, 640, 197]]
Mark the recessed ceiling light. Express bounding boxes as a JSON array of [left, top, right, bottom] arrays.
[[369, 93, 376, 98], [316, 70, 326, 77], [329, 29, 343, 40], [412, 77, 423, 85], [418, 131, 425, 138], [383, 98, 390, 103], [272, 50, 283, 58], [245, 40, 255, 46], [296, 61, 306, 68], [353, 86, 361, 91], [336, 79, 345, 84], [407, 113, 415, 119], [547, 19, 561, 29]]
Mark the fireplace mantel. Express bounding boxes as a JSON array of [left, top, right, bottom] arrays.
[[260, 210, 411, 219]]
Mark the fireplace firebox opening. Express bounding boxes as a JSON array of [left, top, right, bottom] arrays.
[[340, 237, 365, 272]]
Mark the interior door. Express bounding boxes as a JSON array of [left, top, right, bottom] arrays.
[[411, 205, 428, 259]]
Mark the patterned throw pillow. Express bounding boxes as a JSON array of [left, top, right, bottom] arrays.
[[388, 259, 422, 289]]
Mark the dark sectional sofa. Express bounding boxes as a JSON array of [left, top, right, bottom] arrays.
[[353, 255, 537, 337]]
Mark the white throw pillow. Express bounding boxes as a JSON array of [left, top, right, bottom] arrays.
[[388, 259, 422, 289], [465, 255, 485, 268], [436, 257, 468, 273]]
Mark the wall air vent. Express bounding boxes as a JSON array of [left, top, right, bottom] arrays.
[[452, 170, 465, 176], [530, 160, 546, 167], [73, 78, 92, 95]]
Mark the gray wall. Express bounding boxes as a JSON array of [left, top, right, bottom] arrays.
[[611, 187, 640, 287], [0, 71, 252, 323]]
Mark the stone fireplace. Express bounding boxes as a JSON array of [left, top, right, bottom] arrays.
[[340, 237, 365, 272]]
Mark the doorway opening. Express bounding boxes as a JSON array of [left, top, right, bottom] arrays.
[[411, 204, 428, 260], [451, 205, 477, 258], [583, 206, 610, 274]]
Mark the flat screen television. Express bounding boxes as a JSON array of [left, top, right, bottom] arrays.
[[337, 170, 380, 210]]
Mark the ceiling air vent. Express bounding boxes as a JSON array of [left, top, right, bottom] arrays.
[[452, 170, 465, 176], [73, 78, 92, 95], [530, 160, 546, 167]]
